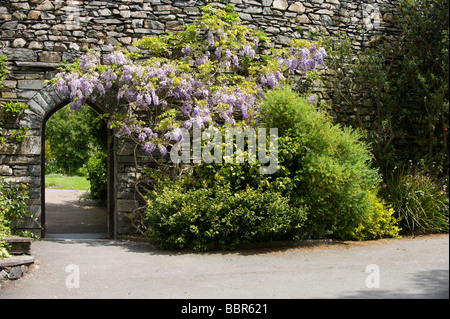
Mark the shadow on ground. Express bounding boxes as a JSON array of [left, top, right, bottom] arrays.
[[45, 189, 107, 237], [339, 269, 449, 299]]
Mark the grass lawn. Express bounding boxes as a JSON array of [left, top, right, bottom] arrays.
[[45, 174, 90, 190]]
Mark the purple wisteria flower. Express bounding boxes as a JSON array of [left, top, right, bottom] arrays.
[[138, 132, 147, 142], [195, 51, 210, 66], [307, 95, 316, 104], [158, 144, 168, 156], [181, 103, 193, 116], [142, 142, 156, 154], [239, 45, 255, 59], [123, 123, 132, 136], [181, 45, 191, 56], [79, 51, 100, 71], [53, 30, 329, 159], [171, 127, 184, 142], [207, 31, 215, 47], [315, 47, 328, 64], [232, 55, 239, 67], [260, 74, 277, 89], [225, 49, 232, 60], [56, 77, 69, 95], [143, 127, 157, 139], [215, 47, 222, 60], [104, 50, 129, 66], [183, 120, 193, 130]]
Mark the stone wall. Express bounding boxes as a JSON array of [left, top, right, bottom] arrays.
[[0, 0, 397, 237]]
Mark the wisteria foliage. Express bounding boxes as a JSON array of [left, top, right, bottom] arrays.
[[53, 5, 327, 157]]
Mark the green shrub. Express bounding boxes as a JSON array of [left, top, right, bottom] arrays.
[[80, 150, 107, 200], [146, 181, 307, 251], [338, 190, 400, 240], [259, 86, 391, 239], [0, 55, 7, 89], [0, 208, 10, 258], [380, 170, 449, 235], [0, 179, 31, 258], [144, 86, 401, 249]]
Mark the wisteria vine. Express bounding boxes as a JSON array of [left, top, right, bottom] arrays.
[[52, 4, 327, 158]]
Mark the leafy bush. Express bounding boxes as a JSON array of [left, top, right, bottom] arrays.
[[0, 54, 7, 89], [80, 150, 107, 200], [144, 87, 400, 250], [146, 181, 307, 251], [380, 170, 449, 235], [338, 191, 400, 240], [1, 101, 29, 145], [0, 179, 31, 258], [259, 86, 397, 239]]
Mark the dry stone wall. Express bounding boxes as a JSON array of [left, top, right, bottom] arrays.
[[0, 0, 397, 237]]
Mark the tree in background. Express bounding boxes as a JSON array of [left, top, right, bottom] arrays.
[[323, 0, 449, 235], [45, 104, 107, 200], [324, 0, 448, 177], [45, 104, 106, 175], [395, 0, 449, 172]]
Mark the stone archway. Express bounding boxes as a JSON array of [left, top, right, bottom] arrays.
[[23, 84, 117, 239]]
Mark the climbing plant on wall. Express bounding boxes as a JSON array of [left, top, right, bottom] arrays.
[[0, 55, 29, 145], [50, 4, 407, 247], [52, 4, 327, 163]]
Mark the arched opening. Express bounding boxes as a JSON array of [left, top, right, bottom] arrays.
[[40, 100, 115, 239]]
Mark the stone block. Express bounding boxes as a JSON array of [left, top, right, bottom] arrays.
[[20, 109, 44, 130], [38, 51, 61, 63], [35, 0, 54, 11], [27, 99, 46, 116], [117, 199, 138, 212], [12, 38, 27, 48], [29, 165, 41, 176], [18, 80, 45, 90], [19, 136, 41, 156], [0, 165, 13, 176], [28, 41, 44, 50], [31, 91, 52, 113], [272, 0, 288, 11], [28, 10, 41, 20], [3, 48, 38, 62], [288, 2, 305, 13]]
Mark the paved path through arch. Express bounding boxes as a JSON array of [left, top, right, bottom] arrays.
[[45, 189, 107, 239]]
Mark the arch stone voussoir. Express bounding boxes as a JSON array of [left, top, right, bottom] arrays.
[[34, 86, 68, 116]]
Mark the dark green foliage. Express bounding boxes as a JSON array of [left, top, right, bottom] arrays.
[[0, 101, 29, 145], [146, 181, 307, 251], [145, 87, 399, 250], [80, 150, 108, 200], [323, 0, 449, 177], [321, 0, 449, 239], [0, 55, 6, 89], [0, 179, 33, 258], [380, 169, 449, 235], [45, 104, 106, 175]]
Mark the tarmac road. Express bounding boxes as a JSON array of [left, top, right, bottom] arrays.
[[0, 234, 448, 299]]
